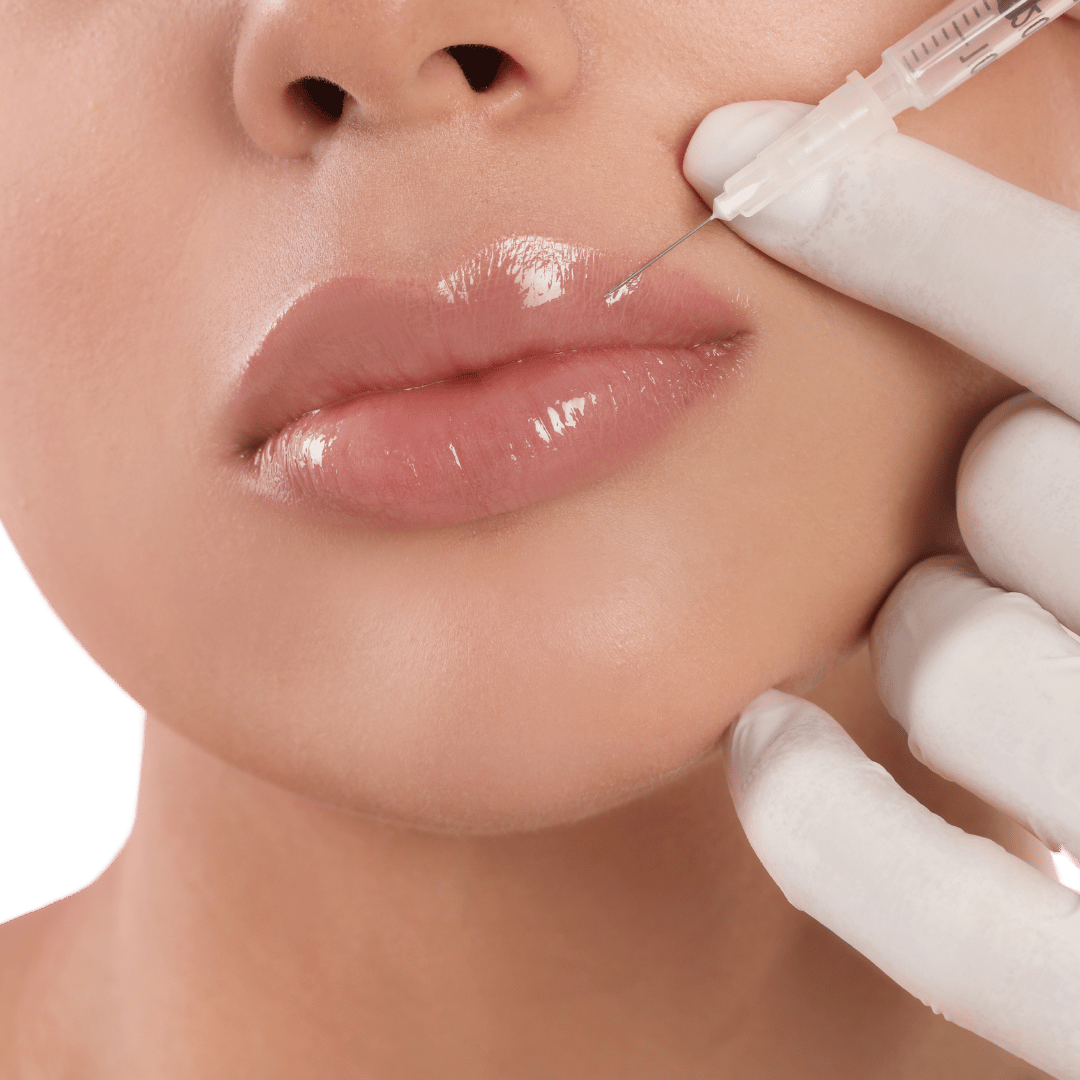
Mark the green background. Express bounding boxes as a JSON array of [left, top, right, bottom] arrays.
[[2, 527, 1080, 924]]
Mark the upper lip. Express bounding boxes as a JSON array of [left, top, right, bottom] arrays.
[[232, 235, 750, 451]]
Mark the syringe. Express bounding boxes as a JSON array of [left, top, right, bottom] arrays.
[[606, 0, 1078, 300]]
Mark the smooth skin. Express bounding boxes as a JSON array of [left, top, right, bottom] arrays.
[[0, 1, 1077, 1076]]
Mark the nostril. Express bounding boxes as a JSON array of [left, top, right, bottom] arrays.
[[445, 44, 514, 93], [288, 76, 348, 123]]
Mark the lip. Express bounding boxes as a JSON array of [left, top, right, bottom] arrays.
[[234, 235, 750, 529]]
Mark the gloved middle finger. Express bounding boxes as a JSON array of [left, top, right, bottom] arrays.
[[959, 392, 1080, 634], [871, 554, 1080, 856]]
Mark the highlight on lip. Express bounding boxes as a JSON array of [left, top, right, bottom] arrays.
[[237, 235, 750, 530], [434, 235, 595, 309]]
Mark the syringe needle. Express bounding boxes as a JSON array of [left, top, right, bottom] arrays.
[[604, 215, 716, 302]]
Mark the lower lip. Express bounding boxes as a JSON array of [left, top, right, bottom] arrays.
[[251, 341, 738, 529]]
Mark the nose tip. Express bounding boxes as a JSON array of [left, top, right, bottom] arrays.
[[232, 0, 580, 160]]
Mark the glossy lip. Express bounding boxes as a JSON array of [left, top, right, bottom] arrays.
[[233, 235, 751, 530]]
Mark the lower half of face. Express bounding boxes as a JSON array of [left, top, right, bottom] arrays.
[[0, 0, 1074, 831]]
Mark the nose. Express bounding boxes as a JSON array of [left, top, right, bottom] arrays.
[[232, 0, 581, 159]]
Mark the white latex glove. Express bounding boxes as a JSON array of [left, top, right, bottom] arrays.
[[682, 29, 1080, 1080]]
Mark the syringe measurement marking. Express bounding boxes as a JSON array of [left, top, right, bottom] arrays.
[[905, 0, 1005, 71]]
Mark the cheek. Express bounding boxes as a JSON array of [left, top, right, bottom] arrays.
[[0, 5, 232, 547]]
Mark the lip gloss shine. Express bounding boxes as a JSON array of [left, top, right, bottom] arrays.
[[235, 236, 750, 530]]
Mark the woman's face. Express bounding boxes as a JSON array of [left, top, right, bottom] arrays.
[[1, 0, 1076, 831]]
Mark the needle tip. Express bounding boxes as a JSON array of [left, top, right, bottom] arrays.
[[601, 215, 716, 306], [604, 276, 640, 305]]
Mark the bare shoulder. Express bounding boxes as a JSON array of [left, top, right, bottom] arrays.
[[0, 895, 91, 1079], [0, 904, 61, 1076]]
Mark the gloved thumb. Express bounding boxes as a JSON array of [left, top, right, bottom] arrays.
[[681, 98, 1080, 420]]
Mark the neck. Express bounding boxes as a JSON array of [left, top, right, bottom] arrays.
[[13, 645, 1048, 1079]]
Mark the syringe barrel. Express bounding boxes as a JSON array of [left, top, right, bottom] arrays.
[[711, 0, 1077, 221], [880, 0, 1078, 111]]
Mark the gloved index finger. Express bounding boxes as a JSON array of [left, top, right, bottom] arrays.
[[726, 688, 1080, 1080], [684, 103, 1080, 422]]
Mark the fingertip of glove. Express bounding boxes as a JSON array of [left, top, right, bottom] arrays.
[[726, 688, 809, 802], [683, 99, 845, 251], [870, 554, 997, 729], [682, 101, 811, 207]]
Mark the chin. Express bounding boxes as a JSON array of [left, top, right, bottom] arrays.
[[159, 642, 758, 835]]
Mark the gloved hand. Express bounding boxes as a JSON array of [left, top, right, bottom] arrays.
[[681, 25, 1080, 1080]]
